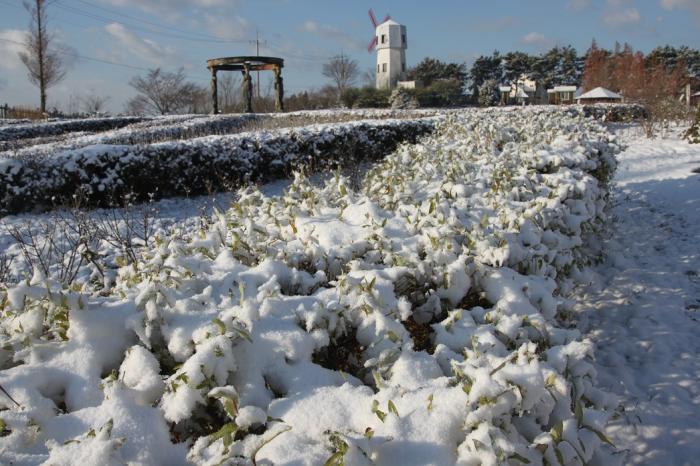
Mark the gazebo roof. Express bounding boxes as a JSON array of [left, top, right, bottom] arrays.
[[207, 56, 284, 72], [578, 87, 622, 100]]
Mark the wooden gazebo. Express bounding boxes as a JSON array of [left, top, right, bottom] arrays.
[[206, 56, 284, 114]]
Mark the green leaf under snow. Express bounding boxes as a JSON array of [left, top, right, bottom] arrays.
[[508, 452, 531, 464], [583, 426, 615, 447], [212, 318, 226, 335], [551, 421, 563, 443], [387, 400, 399, 417], [324, 451, 345, 466]]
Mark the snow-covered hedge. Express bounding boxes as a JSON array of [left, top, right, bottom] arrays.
[[0, 116, 145, 144], [0, 107, 622, 465], [0, 118, 436, 215], [2, 110, 438, 157], [576, 103, 647, 122]]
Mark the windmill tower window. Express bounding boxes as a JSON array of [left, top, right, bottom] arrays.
[[381, 34, 386, 44], [402, 34, 406, 45], [382, 63, 387, 72]]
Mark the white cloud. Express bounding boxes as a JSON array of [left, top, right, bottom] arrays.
[[194, 13, 251, 41], [298, 20, 365, 52], [660, 0, 700, 17], [603, 8, 641, 26], [0, 29, 27, 70], [104, 23, 179, 65], [520, 32, 553, 49], [98, 0, 229, 17], [301, 20, 319, 33], [567, 0, 592, 11]]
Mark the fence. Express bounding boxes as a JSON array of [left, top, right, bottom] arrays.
[[0, 104, 45, 120]]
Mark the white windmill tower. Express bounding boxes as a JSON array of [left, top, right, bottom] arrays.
[[367, 9, 407, 90]]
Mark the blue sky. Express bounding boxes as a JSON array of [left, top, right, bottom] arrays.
[[1, 0, 699, 112]]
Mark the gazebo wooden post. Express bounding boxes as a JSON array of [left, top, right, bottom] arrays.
[[242, 65, 253, 113], [273, 65, 284, 112], [210, 67, 218, 114]]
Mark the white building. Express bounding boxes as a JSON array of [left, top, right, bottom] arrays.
[[375, 19, 407, 90]]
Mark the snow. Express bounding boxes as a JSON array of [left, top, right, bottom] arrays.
[[552, 86, 577, 92], [578, 87, 623, 100], [1, 106, 698, 465], [575, 124, 700, 465]]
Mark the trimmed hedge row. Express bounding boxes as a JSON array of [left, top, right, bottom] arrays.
[[0, 118, 437, 216], [0, 116, 146, 144], [577, 103, 648, 122]]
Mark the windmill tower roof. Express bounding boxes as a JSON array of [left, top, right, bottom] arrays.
[[381, 19, 401, 26]]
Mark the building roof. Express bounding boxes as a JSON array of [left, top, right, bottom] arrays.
[[498, 86, 511, 92], [693, 91, 700, 97], [551, 85, 577, 92], [578, 87, 622, 100]]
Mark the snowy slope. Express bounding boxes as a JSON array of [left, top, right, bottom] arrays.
[[577, 125, 700, 466]]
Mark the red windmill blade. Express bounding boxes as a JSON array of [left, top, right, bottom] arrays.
[[367, 8, 391, 53]]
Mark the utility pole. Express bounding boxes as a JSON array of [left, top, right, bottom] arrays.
[[249, 31, 267, 99], [255, 30, 263, 99]]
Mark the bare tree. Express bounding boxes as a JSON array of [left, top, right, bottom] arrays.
[[322, 54, 359, 95], [19, 0, 72, 114], [124, 96, 147, 116], [81, 93, 110, 115], [218, 73, 240, 112], [185, 85, 211, 114], [361, 67, 376, 87], [128, 67, 201, 115]]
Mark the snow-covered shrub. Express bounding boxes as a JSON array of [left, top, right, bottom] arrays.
[[2, 109, 437, 158], [576, 103, 647, 123], [0, 116, 144, 145], [0, 118, 436, 215], [685, 105, 700, 144], [0, 107, 621, 465]]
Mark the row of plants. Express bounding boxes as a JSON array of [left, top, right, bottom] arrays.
[[1, 109, 438, 158], [0, 107, 621, 465], [0, 115, 145, 145], [0, 117, 437, 216]]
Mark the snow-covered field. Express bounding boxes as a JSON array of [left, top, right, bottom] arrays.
[[0, 107, 697, 465], [576, 124, 700, 466]]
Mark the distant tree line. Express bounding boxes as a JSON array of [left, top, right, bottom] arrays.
[[12, 0, 700, 115]]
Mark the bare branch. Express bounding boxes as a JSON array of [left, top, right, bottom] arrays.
[[128, 67, 204, 115], [322, 55, 359, 96]]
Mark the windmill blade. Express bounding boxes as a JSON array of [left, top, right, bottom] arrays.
[[367, 36, 378, 53], [368, 8, 378, 28]]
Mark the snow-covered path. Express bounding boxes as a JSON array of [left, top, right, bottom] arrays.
[[578, 126, 700, 466]]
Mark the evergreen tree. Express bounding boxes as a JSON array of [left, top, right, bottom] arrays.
[[469, 51, 504, 97], [477, 79, 499, 107], [530, 47, 560, 90], [558, 46, 582, 85], [406, 58, 467, 87], [647, 45, 700, 80]]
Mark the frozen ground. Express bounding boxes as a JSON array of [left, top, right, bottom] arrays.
[[577, 124, 700, 465]]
